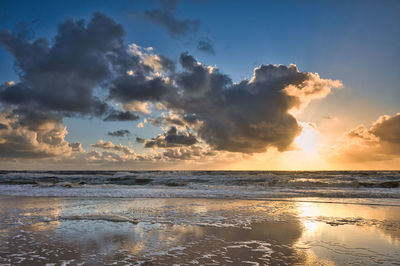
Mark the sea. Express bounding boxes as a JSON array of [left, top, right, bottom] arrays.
[[1, 170, 400, 264], [0, 170, 399, 201]]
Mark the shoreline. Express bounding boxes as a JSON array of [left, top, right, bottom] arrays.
[[1, 195, 399, 264], [1, 193, 400, 206]]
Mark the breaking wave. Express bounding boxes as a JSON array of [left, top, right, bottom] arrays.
[[0, 171, 399, 199]]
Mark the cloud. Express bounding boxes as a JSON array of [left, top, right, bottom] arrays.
[[107, 129, 131, 137], [136, 137, 145, 143], [82, 140, 215, 165], [0, 110, 72, 159], [347, 113, 400, 156], [162, 53, 342, 153], [128, 43, 175, 73], [108, 74, 174, 104], [329, 113, 400, 163], [143, 9, 198, 38], [86, 137, 211, 163], [148, 112, 198, 130], [197, 38, 216, 55], [0, 12, 343, 163], [370, 113, 400, 145], [144, 126, 197, 148], [138, 1, 214, 55], [103, 110, 140, 122], [91, 140, 135, 155], [162, 145, 216, 160], [123, 100, 152, 114], [69, 142, 84, 152], [0, 13, 130, 114], [0, 13, 167, 124], [283, 72, 343, 115]]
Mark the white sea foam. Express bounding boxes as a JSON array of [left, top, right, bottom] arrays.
[[0, 184, 399, 203], [60, 214, 138, 224]]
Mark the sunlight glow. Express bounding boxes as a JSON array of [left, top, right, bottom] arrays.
[[295, 122, 318, 153]]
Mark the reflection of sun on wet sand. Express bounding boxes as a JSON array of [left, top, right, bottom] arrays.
[[0, 196, 400, 264], [294, 201, 400, 265], [297, 201, 400, 243]]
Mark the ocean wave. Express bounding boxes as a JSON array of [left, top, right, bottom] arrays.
[[0, 171, 399, 199], [0, 184, 399, 200]]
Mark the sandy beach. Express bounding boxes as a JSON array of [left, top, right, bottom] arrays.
[[1, 195, 399, 265]]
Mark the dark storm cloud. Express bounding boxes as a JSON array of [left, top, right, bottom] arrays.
[[7, 108, 63, 131], [0, 82, 31, 105], [108, 129, 131, 137], [144, 126, 197, 148], [0, 13, 132, 113], [108, 74, 174, 103], [103, 110, 140, 122], [136, 137, 145, 143], [161, 53, 341, 153], [107, 51, 340, 154], [143, 9, 198, 38], [0, 12, 166, 125], [0, 12, 342, 160], [182, 113, 199, 124], [158, 54, 176, 73], [197, 38, 216, 55], [174, 52, 228, 97], [0, 12, 174, 160]]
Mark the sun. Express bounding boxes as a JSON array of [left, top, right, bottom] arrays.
[[295, 122, 318, 153]]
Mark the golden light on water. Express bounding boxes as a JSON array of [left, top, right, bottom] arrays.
[[302, 220, 319, 232]]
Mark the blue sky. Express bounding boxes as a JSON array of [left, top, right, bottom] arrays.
[[0, 0, 399, 169]]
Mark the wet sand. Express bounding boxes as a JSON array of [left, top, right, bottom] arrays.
[[1, 196, 400, 265]]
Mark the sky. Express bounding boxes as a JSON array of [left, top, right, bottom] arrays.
[[0, 0, 399, 170]]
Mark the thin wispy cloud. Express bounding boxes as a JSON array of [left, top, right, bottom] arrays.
[[135, 0, 216, 55]]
